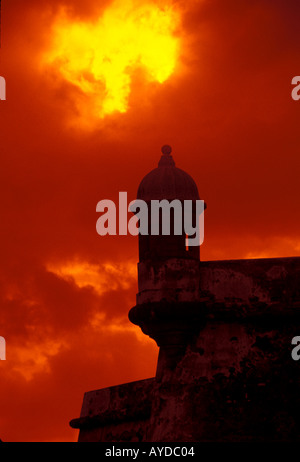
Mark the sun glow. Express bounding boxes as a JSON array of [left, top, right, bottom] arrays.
[[43, 1, 180, 121]]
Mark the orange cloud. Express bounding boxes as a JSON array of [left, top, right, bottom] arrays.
[[8, 339, 68, 382], [42, 0, 181, 126], [47, 260, 137, 295]]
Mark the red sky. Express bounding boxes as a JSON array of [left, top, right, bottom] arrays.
[[0, 0, 299, 441]]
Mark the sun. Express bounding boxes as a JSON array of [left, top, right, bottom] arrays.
[[43, 0, 181, 123]]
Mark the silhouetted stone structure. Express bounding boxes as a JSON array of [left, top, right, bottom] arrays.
[[70, 147, 300, 442]]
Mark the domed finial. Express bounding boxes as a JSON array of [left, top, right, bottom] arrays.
[[158, 145, 175, 167], [161, 145, 172, 156]]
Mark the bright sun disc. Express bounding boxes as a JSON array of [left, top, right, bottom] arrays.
[[43, 0, 180, 121]]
